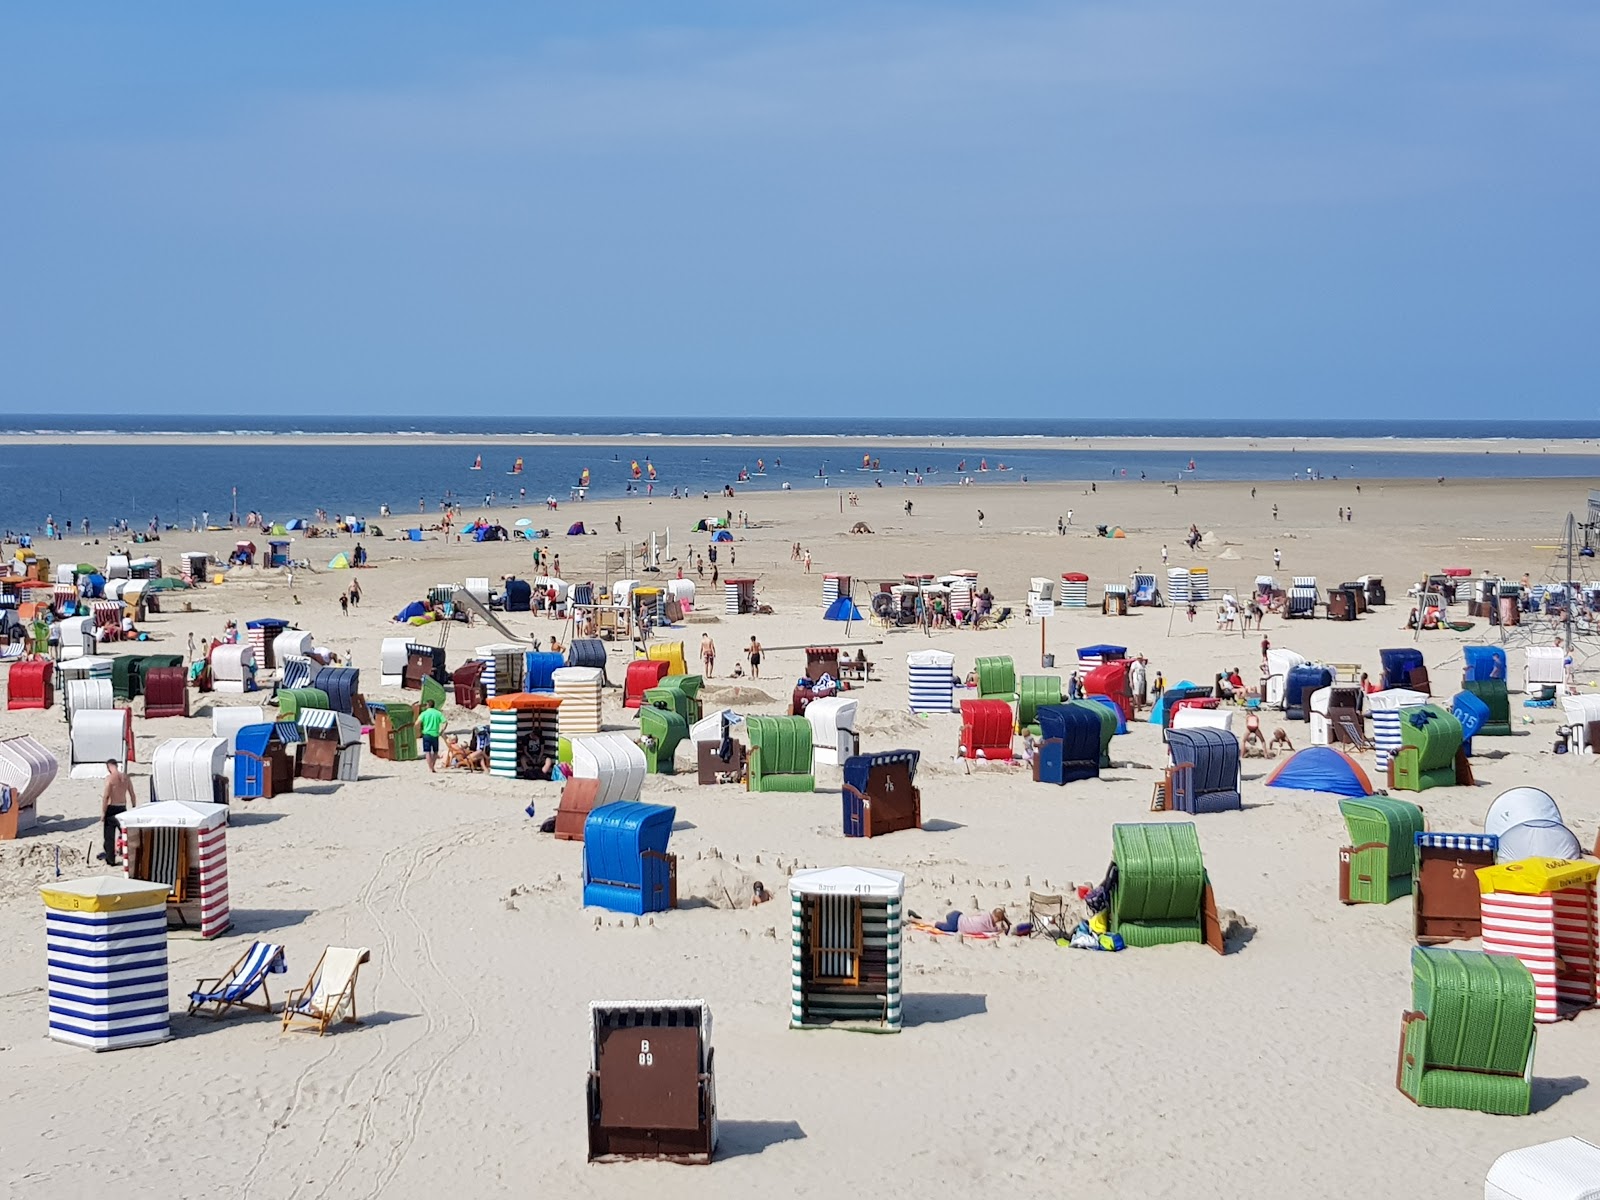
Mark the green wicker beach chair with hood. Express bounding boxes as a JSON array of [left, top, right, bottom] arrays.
[[643, 681, 698, 727], [1391, 705, 1469, 792], [745, 715, 815, 793], [1017, 676, 1063, 736], [975, 656, 1017, 704], [656, 673, 703, 723], [1338, 796, 1424, 905], [1397, 947, 1535, 1115], [277, 688, 329, 722], [639, 703, 687, 774], [419, 674, 448, 712], [1069, 699, 1117, 769], [1461, 678, 1512, 736], [1108, 823, 1222, 952]]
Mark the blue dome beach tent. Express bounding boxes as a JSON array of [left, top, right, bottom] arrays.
[[1265, 746, 1375, 798], [823, 596, 863, 622]]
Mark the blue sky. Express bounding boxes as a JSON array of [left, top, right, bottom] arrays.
[[3, 3, 1596, 418]]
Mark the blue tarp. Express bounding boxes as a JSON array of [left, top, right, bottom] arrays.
[[711, 530, 733, 542], [394, 600, 428, 622]]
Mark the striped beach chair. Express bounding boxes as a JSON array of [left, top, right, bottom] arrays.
[[188, 942, 288, 1018]]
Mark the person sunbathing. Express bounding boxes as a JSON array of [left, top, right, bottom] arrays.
[[934, 907, 1011, 935], [443, 734, 488, 772]]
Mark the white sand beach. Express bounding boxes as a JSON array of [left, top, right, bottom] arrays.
[[2, 474, 1598, 1198]]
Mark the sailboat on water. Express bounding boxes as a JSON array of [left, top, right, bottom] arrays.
[[508, 457, 524, 476], [647, 461, 657, 482], [470, 455, 483, 471], [578, 467, 591, 488], [630, 460, 642, 480]]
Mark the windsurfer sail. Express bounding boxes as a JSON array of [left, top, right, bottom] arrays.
[[470, 455, 483, 471], [508, 457, 524, 475]]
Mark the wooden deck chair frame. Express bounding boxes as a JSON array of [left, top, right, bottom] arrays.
[[188, 942, 284, 1019], [281, 947, 371, 1035]]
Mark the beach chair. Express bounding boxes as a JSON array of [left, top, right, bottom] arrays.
[[281, 946, 372, 1035], [1028, 892, 1067, 940], [639, 704, 687, 774], [188, 941, 287, 1018], [1397, 947, 1535, 1115]]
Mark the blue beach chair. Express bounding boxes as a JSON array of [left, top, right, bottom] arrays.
[[187, 941, 288, 1018]]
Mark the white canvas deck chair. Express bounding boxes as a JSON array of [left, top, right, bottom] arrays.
[[188, 941, 287, 1018], [281, 946, 371, 1035]]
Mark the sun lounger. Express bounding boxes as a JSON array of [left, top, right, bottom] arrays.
[[188, 941, 287, 1018], [281, 946, 371, 1035]]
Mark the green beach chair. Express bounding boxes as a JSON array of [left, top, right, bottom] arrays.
[[639, 704, 687, 774], [1397, 947, 1535, 1115], [420, 675, 448, 712], [1462, 678, 1512, 736], [1017, 675, 1063, 735], [1338, 796, 1424, 904], [277, 687, 330, 722], [1109, 822, 1220, 951], [642, 684, 695, 727], [975, 656, 1017, 703], [745, 715, 815, 793], [1391, 705, 1467, 792], [657, 673, 703, 723]]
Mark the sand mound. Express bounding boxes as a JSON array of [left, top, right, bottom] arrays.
[[858, 709, 935, 739], [701, 682, 780, 707]]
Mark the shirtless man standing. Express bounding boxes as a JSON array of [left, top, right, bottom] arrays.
[[100, 759, 136, 865]]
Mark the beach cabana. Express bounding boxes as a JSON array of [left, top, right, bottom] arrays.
[[625, 659, 670, 710], [275, 687, 328, 723], [403, 643, 447, 690], [297, 709, 363, 782], [234, 721, 303, 798], [1309, 685, 1364, 747], [1017, 676, 1063, 735], [1391, 705, 1469, 792], [41, 877, 172, 1050], [1162, 727, 1241, 814], [117, 799, 231, 938], [1414, 832, 1499, 944], [380, 637, 410, 687], [70, 708, 135, 779], [1337, 796, 1424, 904], [212, 705, 267, 756], [553, 667, 604, 735], [805, 697, 859, 772], [1397, 947, 1535, 1115], [1380, 647, 1429, 693], [142, 666, 188, 719], [1479, 858, 1599, 1024], [473, 642, 526, 698], [366, 702, 419, 762], [487, 693, 563, 779], [582, 803, 677, 914], [1484, 1138, 1600, 1199], [788, 867, 904, 1032], [245, 619, 291, 670], [745, 716, 815, 792], [6, 659, 52, 711], [639, 701, 686, 774], [568, 733, 647, 812], [1265, 747, 1374, 798], [723, 579, 756, 616], [841, 751, 921, 838], [586, 999, 717, 1165], [974, 655, 1016, 703], [1069, 698, 1117, 768], [524, 651, 565, 693], [906, 649, 955, 714], [1085, 660, 1133, 723], [958, 700, 1013, 761], [210, 644, 257, 694], [1108, 823, 1222, 952], [311, 665, 360, 716], [150, 738, 229, 805], [1264, 648, 1307, 708], [0, 735, 57, 840], [1560, 694, 1600, 754], [1284, 664, 1332, 722], [452, 660, 486, 709], [1034, 704, 1102, 785], [1368, 687, 1429, 774]]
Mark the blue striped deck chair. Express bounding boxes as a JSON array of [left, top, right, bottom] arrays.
[[188, 942, 288, 1018], [279, 655, 314, 692]]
